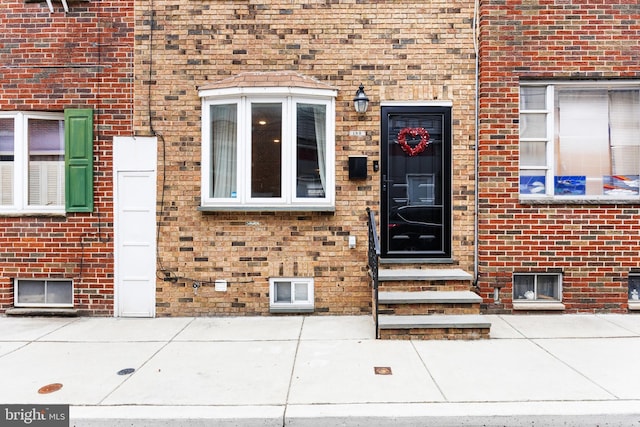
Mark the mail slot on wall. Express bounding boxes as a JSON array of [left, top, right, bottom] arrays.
[[348, 156, 367, 180]]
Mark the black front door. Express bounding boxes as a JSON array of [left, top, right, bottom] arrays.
[[380, 105, 452, 258]]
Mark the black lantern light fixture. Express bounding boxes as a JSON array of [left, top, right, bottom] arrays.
[[353, 83, 369, 115]]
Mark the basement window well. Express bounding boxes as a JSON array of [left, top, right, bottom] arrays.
[[269, 277, 314, 313], [14, 279, 73, 308]]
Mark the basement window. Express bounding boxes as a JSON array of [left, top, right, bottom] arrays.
[[15, 279, 73, 308], [629, 274, 640, 311], [513, 273, 564, 311], [269, 277, 314, 313]]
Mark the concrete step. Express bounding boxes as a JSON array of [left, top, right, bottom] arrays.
[[5, 308, 79, 317], [379, 290, 482, 305], [378, 314, 491, 330], [378, 268, 472, 282]]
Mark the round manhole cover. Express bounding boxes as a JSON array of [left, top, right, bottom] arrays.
[[117, 368, 135, 376], [38, 383, 63, 394]]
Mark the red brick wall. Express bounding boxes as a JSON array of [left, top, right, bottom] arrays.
[[0, 1, 134, 314], [478, 0, 640, 312], [135, 0, 478, 316]]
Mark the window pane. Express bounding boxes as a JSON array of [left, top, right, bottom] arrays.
[[520, 113, 547, 138], [28, 118, 64, 206], [17, 280, 45, 305], [294, 282, 308, 302], [251, 103, 281, 198], [630, 275, 640, 300], [609, 90, 640, 176], [520, 141, 546, 166], [520, 87, 546, 110], [537, 275, 559, 300], [513, 275, 534, 300], [46, 281, 73, 305], [0, 118, 14, 205], [297, 104, 326, 198], [274, 282, 291, 303], [210, 104, 237, 198], [519, 170, 546, 195], [556, 90, 610, 195]]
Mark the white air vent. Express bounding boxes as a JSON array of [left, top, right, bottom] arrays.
[[269, 277, 314, 313]]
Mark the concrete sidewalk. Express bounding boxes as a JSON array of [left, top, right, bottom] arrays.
[[1, 314, 640, 426]]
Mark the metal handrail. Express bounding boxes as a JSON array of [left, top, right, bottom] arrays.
[[366, 207, 381, 338]]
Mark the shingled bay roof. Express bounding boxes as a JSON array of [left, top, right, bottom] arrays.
[[198, 71, 337, 91]]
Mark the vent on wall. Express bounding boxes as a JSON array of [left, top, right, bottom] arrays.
[[269, 278, 314, 313]]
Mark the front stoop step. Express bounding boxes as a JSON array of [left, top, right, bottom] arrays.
[[379, 314, 490, 329], [379, 290, 482, 304], [378, 268, 472, 282], [378, 314, 491, 340]]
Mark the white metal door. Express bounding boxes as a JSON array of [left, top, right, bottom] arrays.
[[114, 137, 157, 317]]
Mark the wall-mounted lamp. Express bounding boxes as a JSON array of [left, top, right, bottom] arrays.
[[353, 83, 369, 115]]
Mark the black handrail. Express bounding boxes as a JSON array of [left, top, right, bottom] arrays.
[[366, 207, 381, 338]]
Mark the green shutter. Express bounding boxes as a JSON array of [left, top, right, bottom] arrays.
[[65, 109, 94, 212]]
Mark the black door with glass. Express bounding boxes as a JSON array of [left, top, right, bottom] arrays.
[[380, 106, 452, 258]]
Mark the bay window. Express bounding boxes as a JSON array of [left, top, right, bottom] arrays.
[[200, 87, 336, 210], [519, 82, 640, 200]]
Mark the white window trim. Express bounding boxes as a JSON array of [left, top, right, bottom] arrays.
[[269, 277, 314, 313], [199, 87, 336, 211], [519, 80, 640, 203], [0, 111, 65, 215], [14, 278, 74, 308]]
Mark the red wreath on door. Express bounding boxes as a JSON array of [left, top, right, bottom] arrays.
[[397, 127, 430, 156]]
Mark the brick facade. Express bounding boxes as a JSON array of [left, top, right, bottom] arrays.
[[134, 1, 477, 316], [0, 1, 134, 314], [478, 0, 640, 312], [6, 0, 636, 317]]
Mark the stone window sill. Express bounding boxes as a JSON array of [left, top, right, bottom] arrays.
[[513, 301, 565, 311], [628, 301, 640, 311]]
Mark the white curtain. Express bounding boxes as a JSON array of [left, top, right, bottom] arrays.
[[313, 105, 326, 194], [557, 90, 610, 177], [609, 90, 640, 175], [211, 104, 237, 198]]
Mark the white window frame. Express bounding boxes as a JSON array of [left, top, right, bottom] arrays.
[[519, 80, 640, 203], [0, 111, 65, 214], [629, 274, 640, 311], [269, 277, 314, 313], [199, 86, 336, 211], [512, 272, 564, 311], [14, 278, 74, 308]]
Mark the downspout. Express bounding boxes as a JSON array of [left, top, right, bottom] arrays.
[[473, 0, 480, 291]]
